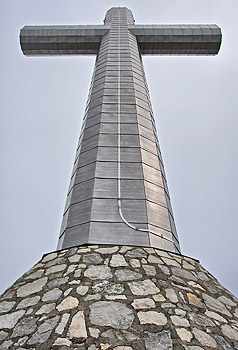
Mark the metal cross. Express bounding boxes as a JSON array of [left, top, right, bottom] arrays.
[[20, 7, 221, 253]]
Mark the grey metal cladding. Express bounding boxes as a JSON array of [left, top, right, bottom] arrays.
[[149, 231, 176, 253], [144, 181, 167, 206], [74, 162, 97, 184], [64, 179, 95, 211], [121, 179, 146, 199], [142, 163, 164, 187], [122, 199, 148, 223], [89, 222, 150, 246], [129, 24, 222, 55], [94, 178, 117, 198], [95, 161, 118, 178], [20, 25, 110, 55], [91, 199, 122, 222], [147, 201, 171, 231], [121, 148, 142, 162], [141, 149, 161, 170], [66, 199, 92, 227], [97, 147, 118, 162], [32, 6, 222, 252], [58, 223, 90, 249]]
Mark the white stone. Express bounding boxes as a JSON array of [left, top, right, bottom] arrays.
[[197, 272, 210, 281], [95, 247, 119, 254], [161, 302, 176, 309], [55, 313, 70, 334], [64, 287, 72, 296], [57, 296, 79, 311], [105, 295, 127, 300], [68, 280, 80, 284], [221, 324, 238, 341], [89, 327, 100, 338], [129, 259, 141, 268], [0, 340, 13, 349], [84, 294, 101, 301], [155, 250, 170, 258], [89, 301, 134, 329], [161, 257, 180, 267], [144, 330, 172, 350], [132, 298, 155, 309], [115, 269, 142, 281], [26, 308, 33, 315], [171, 315, 189, 327], [42, 288, 62, 301], [205, 310, 227, 323], [183, 261, 195, 270], [193, 328, 217, 348], [179, 291, 186, 303], [148, 255, 163, 264], [67, 311, 87, 341], [36, 303, 55, 314], [84, 265, 112, 280], [153, 294, 165, 302], [65, 265, 77, 275], [128, 280, 160, 295], [76, 285, 89, 295], [218, 295, 236, 307], [119, 246, 133, 253], [78, 263, 87, 268], [42, 252, 57, 263], [110, 254, 128, 267], [158, 264, 170, 275], [0, 301, 15, 313], [0, 310, 25, 329], [202, 293, 231, 316], [68, 254, 81, 263], [25, 269, 44, 280], [77, 247, 91, 253], [188, 281, 205, 290], [171, 267, 197, 281], [144, 248, 155, 254], [176, 328, 193, 342], [45, 264, 67, 275], [114, 347, 133, 350], [100, 344, 111, 350], [125, 248, 147, 258], [17, 277, 47, 297], [143, 265, 156, 276], [165, 288, 178, 303], [175, 309, 186, 316], [53, 338, 72, 346], [138, 311, 167, 325]]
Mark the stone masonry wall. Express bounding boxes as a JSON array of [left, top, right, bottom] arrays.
[[0, 245, 238, 349]]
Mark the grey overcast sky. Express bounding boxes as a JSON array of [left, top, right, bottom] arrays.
[[0, 0, 237, 296]]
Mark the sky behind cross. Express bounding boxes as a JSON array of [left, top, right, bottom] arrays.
[[0, 0, 237, 296]]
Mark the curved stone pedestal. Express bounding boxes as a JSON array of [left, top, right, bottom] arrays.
[[0, 245, 237, 349]]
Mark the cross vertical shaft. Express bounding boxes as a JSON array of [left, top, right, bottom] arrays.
[[58, 8, 180, 253]]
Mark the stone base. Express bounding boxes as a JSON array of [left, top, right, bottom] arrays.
[[0, 245, 238, 349]]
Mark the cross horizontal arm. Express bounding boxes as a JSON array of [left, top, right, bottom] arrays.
[[20, 25, 109, 56], [129, 24, 221, 55]]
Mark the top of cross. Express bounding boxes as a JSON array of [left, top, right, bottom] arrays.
[[20, 7, 221, 56]]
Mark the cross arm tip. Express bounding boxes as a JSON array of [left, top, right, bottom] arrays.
[[129, 24, 222, 56], [19, 25, 109, 56]]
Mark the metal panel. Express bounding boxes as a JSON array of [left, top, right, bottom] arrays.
[[94, 178, 117, 198], [91, 198, 122, 222], [88, 222, 150, 246], [66, 199, 92, 227]]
